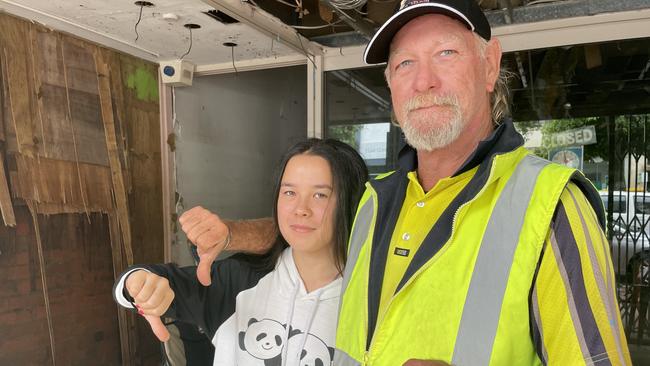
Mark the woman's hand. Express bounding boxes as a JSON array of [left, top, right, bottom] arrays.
[[125, 270, 174, 342]]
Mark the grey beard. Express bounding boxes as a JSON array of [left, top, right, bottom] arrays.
[[401, 95, 465, 151]]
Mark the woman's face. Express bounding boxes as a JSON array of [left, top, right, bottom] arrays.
[[277, 154, 337, 257]]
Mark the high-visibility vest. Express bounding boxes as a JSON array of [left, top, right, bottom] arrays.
[[334, 147, 604, 365]]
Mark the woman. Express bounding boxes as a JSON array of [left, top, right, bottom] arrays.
[[113, 138, 368, 366]]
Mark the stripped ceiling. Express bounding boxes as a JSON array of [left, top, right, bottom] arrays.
[[1, 0, 650, 69], [0, 0, 298, 66]]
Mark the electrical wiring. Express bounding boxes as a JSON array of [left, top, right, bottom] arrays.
[[291, 19, 345, 29], [180, 27, 193, 59], [327, 0, 367, 10], [273, 0, 299, 8], [526, 0, 561, 6], [134, 3, 144, 41]]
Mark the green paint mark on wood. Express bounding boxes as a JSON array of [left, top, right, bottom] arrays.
[[126, 67, 158, 102]]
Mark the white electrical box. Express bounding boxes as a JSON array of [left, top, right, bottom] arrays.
[[160, 60, 195, 87]]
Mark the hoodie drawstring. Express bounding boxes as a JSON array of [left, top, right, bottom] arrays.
[[281, 282, 300, 366], [295, 288, 324, 362]]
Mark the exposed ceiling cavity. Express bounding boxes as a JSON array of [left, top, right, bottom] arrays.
[[1, 0, 649, 68], [0, 0, 297, 67]]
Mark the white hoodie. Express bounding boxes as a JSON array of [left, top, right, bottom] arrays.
[[114, 247, 341, 366], [214, 248, 341, 366]]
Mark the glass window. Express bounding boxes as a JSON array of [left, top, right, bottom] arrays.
[[601, 195, 627, 214], [635, 195, 650, 215], [325, 68, 404, 176], [324, 38, 650, 191]]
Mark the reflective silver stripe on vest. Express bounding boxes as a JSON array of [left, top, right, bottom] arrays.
[[335, 199, 373, 366], [333, 349, 362, 366], [342, 198, 374, 294], [452, 154, 549, 366]]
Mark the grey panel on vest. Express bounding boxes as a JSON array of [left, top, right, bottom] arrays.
[[452, 155, 549, 365], [342, 198, 374, 294], [334, 349, 361, 366]]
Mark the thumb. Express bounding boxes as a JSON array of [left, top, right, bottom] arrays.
[[143, 314, 170, 342], [196, 250, 218, 286]]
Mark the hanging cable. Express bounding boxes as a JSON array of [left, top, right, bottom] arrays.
[[296, 34, 316, 70], [223, 42, 239, 76], [180, 23, 201, 60], [133, 1, 154, 42]]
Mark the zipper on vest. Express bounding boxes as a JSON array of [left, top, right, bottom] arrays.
[[449, 160, 497, 245], [369, 156, 500, 355]]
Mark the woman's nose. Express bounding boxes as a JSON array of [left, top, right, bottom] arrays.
[[294, 199, 311, 217]]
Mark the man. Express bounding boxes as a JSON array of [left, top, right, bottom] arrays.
[[167, 1, 631, 365]]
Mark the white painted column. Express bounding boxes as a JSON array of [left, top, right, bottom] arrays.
[[307, 54, 324, 138], [158, 79, 175, 263]]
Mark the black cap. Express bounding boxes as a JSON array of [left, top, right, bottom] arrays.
[[364, 0, 491, 64]]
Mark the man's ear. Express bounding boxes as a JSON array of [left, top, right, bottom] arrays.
[[484, 38, 503, 93]]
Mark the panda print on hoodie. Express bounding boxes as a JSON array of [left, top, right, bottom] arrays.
[[114, 247, 340, 366], [238, 318, 334, 366]]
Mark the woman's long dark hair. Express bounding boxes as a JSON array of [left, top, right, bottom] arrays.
[[256, 138, 368, 273]]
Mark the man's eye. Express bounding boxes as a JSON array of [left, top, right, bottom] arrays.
[[395, 59, 413, 70], [440, 49, 456, 56]]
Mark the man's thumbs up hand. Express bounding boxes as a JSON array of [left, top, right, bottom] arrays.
[[125, 270, 175, 342]]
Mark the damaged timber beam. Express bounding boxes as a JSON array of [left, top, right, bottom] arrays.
[[0, 151, 16, 226], [94, 48, 134, 266]]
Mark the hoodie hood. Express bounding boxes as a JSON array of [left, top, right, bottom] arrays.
[[275, 247, 342, 301]]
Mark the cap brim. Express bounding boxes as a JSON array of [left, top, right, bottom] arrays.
[[364, 3, 476, 65]]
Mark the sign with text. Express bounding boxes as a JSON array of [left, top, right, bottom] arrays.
[[544, 125, 597, 147]]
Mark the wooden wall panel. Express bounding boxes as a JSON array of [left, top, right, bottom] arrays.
[[0, 12, 164, 366], [0, 15, 38, 157], [12, 155, 113, 214], [0, 208, 123, 365], [117, 53, 163, 266]]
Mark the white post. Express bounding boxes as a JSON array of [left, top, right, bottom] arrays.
[[158, 79, 175, 262], [307, 54, 324, 138]]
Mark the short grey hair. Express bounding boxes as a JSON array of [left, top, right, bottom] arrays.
[[384, 33, 513, 126]]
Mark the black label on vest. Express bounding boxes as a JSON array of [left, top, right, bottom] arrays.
[[394, 247, 410, 257]]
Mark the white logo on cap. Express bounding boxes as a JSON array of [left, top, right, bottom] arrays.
[[401, 0, 430, 9]]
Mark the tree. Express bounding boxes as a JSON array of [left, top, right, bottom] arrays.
[[327, 125, 362, 150]]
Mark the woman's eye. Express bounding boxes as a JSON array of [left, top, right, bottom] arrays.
[[282, 190, 295, 197], [314, 192, 329, 199]]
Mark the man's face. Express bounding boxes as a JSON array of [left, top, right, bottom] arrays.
[[386, 14, 499, 151]]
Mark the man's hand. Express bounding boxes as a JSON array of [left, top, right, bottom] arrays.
[[403, 360, 450, 366], [179, 206, 229, 286], [125, 270, 174, 342]]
